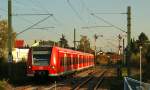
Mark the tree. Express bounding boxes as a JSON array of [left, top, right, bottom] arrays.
[[130, 32, 150, 65], [77, 35, 91, 52], [138, 32, 148, 43], [59, 34, 69, 48], [130, 38, 138, 53], [146, 46, 150, 63], [0, 20, 16, 59]]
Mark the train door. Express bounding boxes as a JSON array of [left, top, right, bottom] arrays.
[[89, 56, 91, 66], [87, 56, 89, 67], [58, 51, 63, 74], [79, 55, 82, 69], [84, 55, 86, 67], [81, 55, 83, 68], [71, 54, 73, 71], [67, 53, 71, 71], [78, 54, 80, 69], [73, 54, 77, 70], [64, 53, 67, 73], [27, 49, 33, 76]]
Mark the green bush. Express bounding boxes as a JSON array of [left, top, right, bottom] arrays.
[[0, 61, 29, 86]]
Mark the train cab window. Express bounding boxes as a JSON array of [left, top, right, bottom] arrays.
[[32, 47, 52, 66]]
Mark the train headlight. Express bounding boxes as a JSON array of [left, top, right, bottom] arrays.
[[28, 66, 31, 69], [50, 66, 56, 69]]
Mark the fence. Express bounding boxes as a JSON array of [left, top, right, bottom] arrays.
[[124, 77, 150, 90]]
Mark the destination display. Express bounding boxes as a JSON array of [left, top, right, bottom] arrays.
[[32, 51, 50, 55]]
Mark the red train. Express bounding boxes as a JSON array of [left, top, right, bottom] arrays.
[[27, 46, 94, 77]]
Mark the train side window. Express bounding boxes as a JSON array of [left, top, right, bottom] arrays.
[[82, 56, 84, 64], [73, 57, 75, 65], [61, 57, 64, 66], [85, 56, 86, 63], [89, 57, 91, 63], [82, 56, 83, 64], [76, 55, 78, 64], [60, 52, 64, 66], [75, 56, 77, 64], [64, 53, 67, 66], [69, 56, 71, 65], [60, 56, 65, 66], [79, 56, 81, 64], [81, 56, 82, 64], [67, 55, 71, 66]]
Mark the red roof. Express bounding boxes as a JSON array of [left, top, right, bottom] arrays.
[[15, 40, 24, 48]]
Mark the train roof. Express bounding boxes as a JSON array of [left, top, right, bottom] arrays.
[[31, 46, 93, 56], [53, 46, 94, 56]]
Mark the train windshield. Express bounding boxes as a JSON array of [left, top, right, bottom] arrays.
[[32, 47, 52, 66]]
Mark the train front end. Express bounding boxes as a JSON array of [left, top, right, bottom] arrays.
[[27, 47, 58, 77]]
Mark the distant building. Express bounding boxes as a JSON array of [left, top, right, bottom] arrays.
[[15, 40, 25, 48], [12, 48, 29, 62], [32, 40, 58, 47], [12, 39, 29, 63]]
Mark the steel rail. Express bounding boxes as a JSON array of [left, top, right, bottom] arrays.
[[94, 70, 106, 90], [72, 76, 93, 90]]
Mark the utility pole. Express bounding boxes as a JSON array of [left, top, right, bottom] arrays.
[[118, 34, 122, 55], [139, 46, 142, 87], [8, 0, 13, 61], [123, 38, 125, 65], [127, 6, 131, 75], [8, 0, 13, 78], [74, 28, 76, 50], [94, 34, 103, 65], [127, 6, 131, 51]]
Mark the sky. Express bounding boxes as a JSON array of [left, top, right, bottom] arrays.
[[0, 0, 150, 52]]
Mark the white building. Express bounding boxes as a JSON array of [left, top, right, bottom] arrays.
[[12, 48, 29, 63]]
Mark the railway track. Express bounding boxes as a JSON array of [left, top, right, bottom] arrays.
[[72, 70, 107, 90], [14, 66, 105, 90]]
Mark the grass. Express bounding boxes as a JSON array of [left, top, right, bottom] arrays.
[[0, 80, 7, 90]]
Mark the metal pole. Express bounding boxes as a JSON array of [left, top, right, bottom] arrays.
[[74, 28, 76, 50], [123, 38, 125, 65], [118, 34, 122, 55], [94, 34, 97, 65], [140, 46, 142, 87], [127, 6, 131, 50], [8, 0, 13, 60], [127, 6, 131, 76], [8, 0, 13, 78]]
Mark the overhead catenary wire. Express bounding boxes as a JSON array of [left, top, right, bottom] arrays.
[[91, 13, 127, 33], [14, 0, 40, 12], [13, 13, 53, 16], [0, 8, 8, 12], [81, 25, 112, 29], [16, 1, 60, 28], [0, 8, 8, 15], [51, 15, 63, 26], [16, 16, 33, 25], [17, 14, 52, 36], [79, 0, 109, 29], [31, 27, 55, 30], [94, 12, 127, 14], [66, 0, 85, 22], [30, 0, 50, 13], [79, 0, 126, 33]]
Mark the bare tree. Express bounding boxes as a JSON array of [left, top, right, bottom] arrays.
[[0, 20, 16, 59]]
